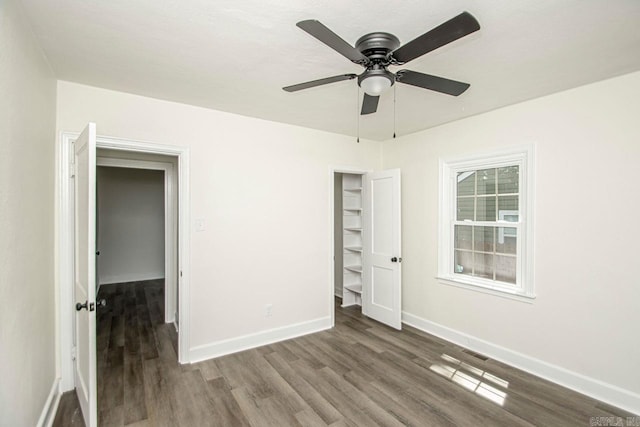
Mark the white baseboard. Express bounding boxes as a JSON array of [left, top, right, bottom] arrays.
[[99, 273, 164, 286], [37, 377, 61, 427], [402, 311, 640, 415], [189, 316, 332, 363]]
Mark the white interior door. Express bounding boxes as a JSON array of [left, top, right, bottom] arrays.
[[73, 122, 98, 427], [363, 169, 402, 329]]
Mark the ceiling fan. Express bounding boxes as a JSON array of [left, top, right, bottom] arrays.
[[283, 12, 480, 115]]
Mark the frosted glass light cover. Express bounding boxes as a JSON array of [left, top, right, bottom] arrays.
[[360, 75, 392, 96]]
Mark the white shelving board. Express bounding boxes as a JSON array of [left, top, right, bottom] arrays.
[[344, 284, 362, 294]]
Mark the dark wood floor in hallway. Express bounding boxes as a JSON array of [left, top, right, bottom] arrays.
[[54, 280, 634, 426]]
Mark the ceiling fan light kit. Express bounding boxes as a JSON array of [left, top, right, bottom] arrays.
[[359, 68, 395, 96], [283, 12, 481, 117]]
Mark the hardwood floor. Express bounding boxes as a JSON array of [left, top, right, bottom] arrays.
[[54, 280, 635, 426]]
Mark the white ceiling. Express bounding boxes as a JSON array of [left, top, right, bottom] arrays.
[[20, 0, 640, 141]]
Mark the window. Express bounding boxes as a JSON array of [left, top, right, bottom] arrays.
[[438, 147, 535, 300]]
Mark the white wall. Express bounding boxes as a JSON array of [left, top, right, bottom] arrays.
[[97, 166, 165, 285], [382, 71, 640, 410], [0, 0, 57, 425], [56, 81, 382, 356]]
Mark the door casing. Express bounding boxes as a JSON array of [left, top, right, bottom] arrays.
[[328, 166, 369, 327], [56, 131, 191, 392], [328, 166, 402, 329]]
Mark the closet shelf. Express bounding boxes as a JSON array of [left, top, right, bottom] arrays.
[[343, 207, 362, 212], [343, 187, 362, 192], [344, 284, 362, 294], [344, 265, 362, 273], [344, 246, 363, 252], [344, 227, 362, 232]]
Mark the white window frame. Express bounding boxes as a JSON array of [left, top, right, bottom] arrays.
[[438, 145, 535, 301]]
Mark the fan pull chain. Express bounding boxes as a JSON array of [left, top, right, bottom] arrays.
[[356, 85, 360, 143], [393, 84, 397, 139]]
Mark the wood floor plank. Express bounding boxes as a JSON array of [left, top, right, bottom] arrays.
[[52, 391, 85, 426], [169, 369, 218, 426], [295, 408, 328, 427], [206, 377, 252, 426], [317, 366, 406, 427], [123, 352, 147, 424], [194, 358, 223, 381], [343, 370, 452, 427], [142, 356, 179, 427], [216, 351, 276, 400], [231, 387, 277, 427], [264, 351, 342, 425], [98, 404, 124, 427], [289, 359, 384, 426], [135, 285, 159, 360]]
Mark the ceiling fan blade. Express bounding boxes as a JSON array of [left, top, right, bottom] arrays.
[[391, 12, 480, 64], [283, 74, 357, 92], [297, 20, 369, 64], [396, 70, 470, 96], [361, 93, 379, 115]]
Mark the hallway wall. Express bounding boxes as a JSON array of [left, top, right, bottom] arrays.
[[97, 166, 165, 285]]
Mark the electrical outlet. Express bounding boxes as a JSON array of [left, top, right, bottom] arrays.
[[264, 304, 273, 317]]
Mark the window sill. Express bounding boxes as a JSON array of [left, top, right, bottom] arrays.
[[437, 276, 536, 303]]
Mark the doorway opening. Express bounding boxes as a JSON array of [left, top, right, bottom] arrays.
[[331, 168, 367, 329], [57, 131, 191, 401], [330, 167, 403, 331], [333, 171, 365, 311], [94, 153, 179, 423], [96, 153, 178, 324]]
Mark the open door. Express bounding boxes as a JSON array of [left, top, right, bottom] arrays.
[[363, 169, 402, 329], [73, 122, 98, 426]]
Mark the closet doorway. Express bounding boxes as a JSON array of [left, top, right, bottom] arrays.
[[331, 167, 403, 330]]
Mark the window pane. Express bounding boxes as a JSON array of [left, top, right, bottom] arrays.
[[476, 196, 496, 221], [473, 253, 494, 279], [454, 250, 473, 276], [476, 168, 496, 195], [496, 227, 517, 254], [498, 166, 519, 194], [473, 226, 494, 252], [455, 225, 472, 250], [496, 255, 516, 284], [457, 172, 475, 196], [457, 198, 474, 221], [498, 196, 519, 222]]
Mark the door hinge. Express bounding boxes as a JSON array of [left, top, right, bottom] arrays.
[[180, 270, 183, 277], [71, 347, 77, 361], [70, 163, 75, 178]]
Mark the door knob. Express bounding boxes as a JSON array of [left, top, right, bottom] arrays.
[[96, 251, 100, 255], [97, 299, 107, 308], [76, 300, 97, 311], [391, 257, 398, 262]]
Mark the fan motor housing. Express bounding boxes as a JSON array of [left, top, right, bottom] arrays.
[[355, 32, 400, 61]]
